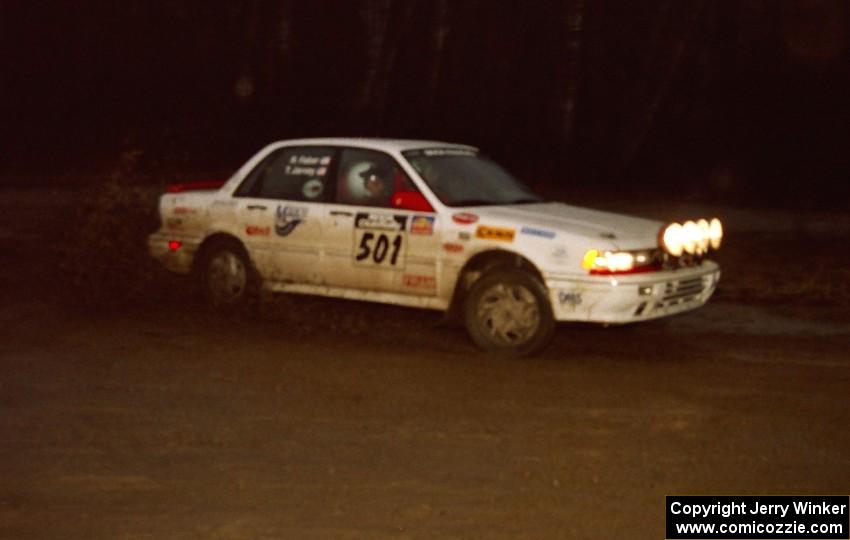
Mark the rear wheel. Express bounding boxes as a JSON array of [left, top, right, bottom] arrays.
[[463, 267, 555, 357], [199, 241, 258, 313]]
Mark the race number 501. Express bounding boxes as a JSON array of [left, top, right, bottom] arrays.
[[355, 231, 405, 268]]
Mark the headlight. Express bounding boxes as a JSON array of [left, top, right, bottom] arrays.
[[682, 220, 698, 254], [660, 217, 723, 256], [709, 217, 723, 250], [582, 249, 634, 273], [661, 223, 684, 256], [697, 219, 710, 254], [581, 249, 662, 275]]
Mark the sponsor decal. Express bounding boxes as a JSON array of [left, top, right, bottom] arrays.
[[520, 226, 556, 239], [458, 231, 471, 241], [402, 274, 436, 289], [442, 242, 464, 253], [302, 178, 324, 199], [422, 148, 477, 157], [355, 213, 407, 231], [475, 225, 515, 242], [289, 154, 321, 165], [245, 225, 270, 236], [558, 291, 582, 306], [284, 153, 332, 177], [173, 206, 196, 215], [550, 247, 568, 259], [275, 206, 308, 236], [354, 213, 408, 268], [286, 166, 318, 176], [410, 215, 435, 236], [452, 212, 479, 225]]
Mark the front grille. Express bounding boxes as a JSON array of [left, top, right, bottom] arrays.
[[633, 273, 714, 317], [662, 276, 705, 302]]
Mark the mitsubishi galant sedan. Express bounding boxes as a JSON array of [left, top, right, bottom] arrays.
[[149, 138, 722, 356]]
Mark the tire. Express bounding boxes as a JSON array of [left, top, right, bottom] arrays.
[[199, 240, 258, 314], [463, 267, 555, 357]]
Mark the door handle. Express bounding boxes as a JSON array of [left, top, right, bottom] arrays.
[[330, 210, 353, 217], [247, 204, 267, 210]]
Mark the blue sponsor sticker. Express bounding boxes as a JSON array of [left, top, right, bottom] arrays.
[[521, 226, 556, 239], [275, 206, 308, 236]]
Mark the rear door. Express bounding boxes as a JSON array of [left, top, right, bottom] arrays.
[[233, 146, 336, 284]]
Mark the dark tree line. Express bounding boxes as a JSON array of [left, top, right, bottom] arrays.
[[2, 0, 848, 203]]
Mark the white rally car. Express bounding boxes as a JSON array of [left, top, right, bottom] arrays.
[[149, 138, 722, 356]]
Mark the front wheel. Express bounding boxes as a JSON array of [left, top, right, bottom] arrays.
[[199, 241, 258, 313], [463, 267, 555, 357]]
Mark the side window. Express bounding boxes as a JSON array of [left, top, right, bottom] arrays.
[[335, 148, 418, 208], [235, 147, 334, 202]]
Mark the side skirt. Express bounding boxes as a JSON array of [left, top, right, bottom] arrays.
[[262, 281, 449, 311]]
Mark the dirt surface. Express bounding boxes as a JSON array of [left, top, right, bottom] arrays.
[[1, 186, 849, 539]]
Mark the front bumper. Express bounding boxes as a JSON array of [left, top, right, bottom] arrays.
[[147, 232, 200, 274], [545, 260, 720, 323]]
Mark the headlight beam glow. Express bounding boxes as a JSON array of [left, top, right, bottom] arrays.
[[709, 217, 723, 250], [660, 217, 723, 256], [661, 223, 684, 257]]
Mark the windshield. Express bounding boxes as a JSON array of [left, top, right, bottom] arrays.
[[402, 148, 542, 207]]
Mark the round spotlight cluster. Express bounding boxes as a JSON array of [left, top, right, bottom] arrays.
[[660, 218, 723, 256]]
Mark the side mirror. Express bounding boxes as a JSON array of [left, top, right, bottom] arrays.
[[391, 191, 434, 212]]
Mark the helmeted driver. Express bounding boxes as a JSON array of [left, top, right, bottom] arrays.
[[344, 161, 392, 204]]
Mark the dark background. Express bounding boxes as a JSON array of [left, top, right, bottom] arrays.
[[2, 0, 849, 206], [2, 4, 850, 537]]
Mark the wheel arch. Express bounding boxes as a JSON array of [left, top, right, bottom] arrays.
[[445, 249, 547, 323], [192, 232, 250, 275]]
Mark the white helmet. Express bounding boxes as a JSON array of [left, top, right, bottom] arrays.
[[345, 161, 386, 201]]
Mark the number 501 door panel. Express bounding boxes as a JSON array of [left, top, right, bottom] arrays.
[[320, 205, 438, 295]]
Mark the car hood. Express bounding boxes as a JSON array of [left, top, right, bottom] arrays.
[[469, 202, 663, 249]]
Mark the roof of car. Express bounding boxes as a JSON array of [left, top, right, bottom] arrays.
[[269, 137, 478, 153]]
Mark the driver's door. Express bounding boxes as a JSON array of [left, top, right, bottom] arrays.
[[320, 148, 440, 296]]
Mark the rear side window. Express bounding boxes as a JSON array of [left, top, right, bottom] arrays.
[[236, 147, 335, 201]]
